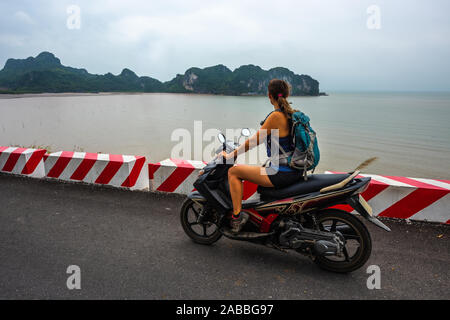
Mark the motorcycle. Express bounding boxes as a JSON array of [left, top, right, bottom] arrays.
[[180, 129, 391, 273]]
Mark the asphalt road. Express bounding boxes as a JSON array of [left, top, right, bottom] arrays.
[[0, 173, 449, 299]]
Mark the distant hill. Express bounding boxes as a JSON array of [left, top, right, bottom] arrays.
[[0, 52, 322, 96]]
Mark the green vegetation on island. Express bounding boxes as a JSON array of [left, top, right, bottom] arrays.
[[0, 52, 322, 96]]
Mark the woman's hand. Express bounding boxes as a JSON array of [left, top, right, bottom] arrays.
[[219, 150, 236, 162]]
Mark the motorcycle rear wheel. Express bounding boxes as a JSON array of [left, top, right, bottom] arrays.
[[180, 198, 222, 245], [313, 209, 372, 273]]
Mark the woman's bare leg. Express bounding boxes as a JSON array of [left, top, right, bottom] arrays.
[[228, 165, 274, 215]]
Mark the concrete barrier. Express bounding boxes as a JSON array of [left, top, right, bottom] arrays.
[[149, 158, 206, 194], [149, 158, 259, 200], [148, 159, 450, 224], [1, 148, 448, 224], [44, 151, 148, 190], [325, 171, 450, 225], [0, 146, 46, 178]]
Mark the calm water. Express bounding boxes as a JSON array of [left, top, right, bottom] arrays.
[[0, 92, 449, 179]]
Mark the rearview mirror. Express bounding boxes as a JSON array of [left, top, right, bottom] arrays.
[[241, 128, 251, 137], [217, 133, 226, 143]]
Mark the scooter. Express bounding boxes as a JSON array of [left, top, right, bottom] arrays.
[[180, 129, 391, 273]]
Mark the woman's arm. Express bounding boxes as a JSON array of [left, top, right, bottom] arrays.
[[222, 112, 284, 160]]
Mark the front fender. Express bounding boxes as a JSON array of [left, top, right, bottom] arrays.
[[187, 191, 207, 202]]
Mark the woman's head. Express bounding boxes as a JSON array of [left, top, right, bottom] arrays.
[[268, 79, 290, 100], [267, 79, 297, 120]]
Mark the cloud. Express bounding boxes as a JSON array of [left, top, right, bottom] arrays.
[[0, 0, 449, 90], [108, 5, 262, 46], [0, 34, 25, 47], [13, 11, 34, 25]]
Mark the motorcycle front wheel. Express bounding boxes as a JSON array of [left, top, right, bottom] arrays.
[[180, 198, 222, 245], [313, 209, 372, 273]]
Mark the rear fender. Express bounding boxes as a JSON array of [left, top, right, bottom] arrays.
[[347, 195, 391, 232]]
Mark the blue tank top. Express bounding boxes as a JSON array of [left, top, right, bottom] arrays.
[[260, 109, 295, 172]]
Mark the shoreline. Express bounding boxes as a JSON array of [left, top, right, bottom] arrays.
[[2, 91, 448, 100], [0, 91, 326, 99], [0, 92, 150, 99]]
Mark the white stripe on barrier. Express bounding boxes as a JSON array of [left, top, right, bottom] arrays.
[[0, 146, 46, 178], [359, 174, 414, 188], [44, 151, 148, 190], [365, 185, 416, 215], [325, 171, 450, 224], [409, 178, 450, 190]]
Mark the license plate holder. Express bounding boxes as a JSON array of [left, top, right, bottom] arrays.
[[359, 194, 373, 216]]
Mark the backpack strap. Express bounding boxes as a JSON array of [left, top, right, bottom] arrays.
[[265, 132, 293, 168], [261, 109, 297, 167], [291, 120, 310, 150], [260, 109, 282, 126]]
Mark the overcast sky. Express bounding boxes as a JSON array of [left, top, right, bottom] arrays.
[[0, 0, 449, 91]]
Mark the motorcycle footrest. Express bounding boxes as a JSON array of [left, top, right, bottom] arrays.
[[221, 228, 273, 240]]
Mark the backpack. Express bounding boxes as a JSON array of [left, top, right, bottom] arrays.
[[262, 109, 320, 180], [288, 111, 320, 179], [271, 111, 319, 180]]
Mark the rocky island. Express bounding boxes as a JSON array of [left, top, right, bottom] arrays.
[[0, 52, 322, 96]]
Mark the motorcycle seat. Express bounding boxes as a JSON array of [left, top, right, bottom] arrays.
[[257, 173, 351, 199]]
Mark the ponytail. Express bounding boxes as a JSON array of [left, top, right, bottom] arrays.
[[268, 79, 298, 121], [277, 96, 297, 121]]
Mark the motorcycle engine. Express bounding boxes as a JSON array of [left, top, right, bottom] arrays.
[[278, 220, 344, 256]]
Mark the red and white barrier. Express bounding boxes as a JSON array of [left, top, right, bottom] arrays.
[[149, 158, 259, 200], [147, 159, 450, 224], [325, 171, 450, 225], [44, 151, 148, 190], [2, 147, 448, 224], [0, 146, 46, 178], [149, 158, 207, 194]]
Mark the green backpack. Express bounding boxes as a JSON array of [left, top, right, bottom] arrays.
[[276, 111, 320, 180]]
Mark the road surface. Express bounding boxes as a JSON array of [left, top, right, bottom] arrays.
[[0, 173, 448, 299]]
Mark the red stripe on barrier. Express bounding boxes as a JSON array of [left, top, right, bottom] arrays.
[[95, 154, 124, 184], [378, 188, 448, 219], [327, 173, 390, 213], [243, 180, 258, 200], [148, 162, 161, 180], [21, 149, 45, 174], [2, 148, 27, 172], [327, 184, 389, 213], [384, 175, 447, 191], [47, 151, 75, 178], [446, 219, 450, 225], [121, 156, 146, 188], [157, 159, 195, 192], [361, 183, 390, 201], [70, 153, 98, 181], [0, 146, 9, 154]]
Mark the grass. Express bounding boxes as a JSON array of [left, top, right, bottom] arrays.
[[9, 144, 87, 154]]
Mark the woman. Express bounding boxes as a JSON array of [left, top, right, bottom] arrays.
[[220, 79, 303, 233]]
